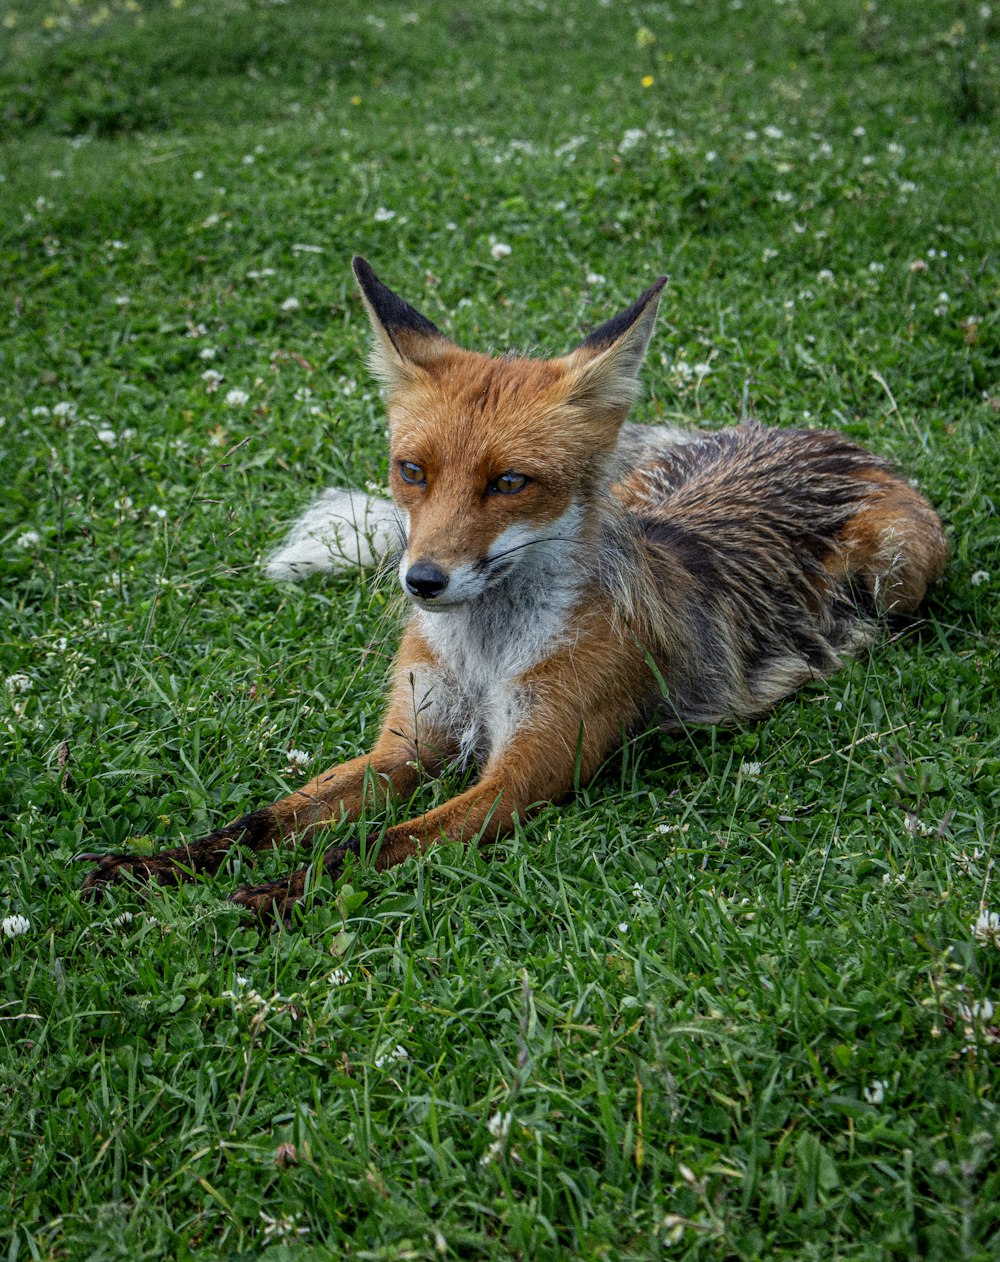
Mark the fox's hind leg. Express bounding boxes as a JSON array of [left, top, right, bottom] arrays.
[[831, 471, 947, 615]]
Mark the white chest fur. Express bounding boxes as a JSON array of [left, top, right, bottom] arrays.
[[409, 513, 585, 765]]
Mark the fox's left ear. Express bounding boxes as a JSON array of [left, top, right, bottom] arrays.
[[352, 256, 453, 389], [563, 276, 668, 417]]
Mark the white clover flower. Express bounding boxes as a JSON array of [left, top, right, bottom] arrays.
[[619, 127, 646, 151], [202, 369, 224, 393], [863, 1079, 887, 1105], [373, 207, 396, 222], [617, 921, 629, 934], [329, 968, 351, 986], [199, 346, 217, 360], [773, 190, 794, 204], [113, 911, 134, 928], [2, 914, 30, 938], [52, 401, 75, 418], [280, 296, 301, 312], [763, 124, 784, 139], [96, 427, 118, 445], [260, 1211, 309, 1242], [958, 998, 996, 1042], [16, 530, 41, 549], [5, 674, 32, 694], [284, 748, 311, 773], [225, 388, 249, 407], [817, 269, 835, 283], [970, 570, 990, 587], [487, 1111, 512, 1140], [586, 271, 607, 286], [31, 405, 51, 417], [490, 242, 512, 260], [972, 909, 1000, 949], [374, 1043, 410, 1068], [740, 760, 762, 777], [852, 125, 866, 137], [148, 505, 168, 520], [113, 295, 130, 306]]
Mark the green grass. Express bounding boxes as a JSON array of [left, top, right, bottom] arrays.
[[1, 0, 999, 1257]]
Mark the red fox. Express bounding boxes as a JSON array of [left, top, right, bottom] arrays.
[[81, 257, 948, 920]]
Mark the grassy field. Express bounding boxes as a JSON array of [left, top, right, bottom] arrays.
[[1, 0, 999, 1257]]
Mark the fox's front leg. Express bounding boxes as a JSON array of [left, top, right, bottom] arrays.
[[233, 628, 647, 920], [80, 639, 450, 897]]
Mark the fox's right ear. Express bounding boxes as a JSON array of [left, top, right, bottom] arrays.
[[352, 256, 452, 389]]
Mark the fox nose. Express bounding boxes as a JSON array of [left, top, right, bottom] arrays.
[[405, 561, 449, 600]]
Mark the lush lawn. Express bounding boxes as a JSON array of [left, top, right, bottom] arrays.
[[2, 0, 998, 1257]]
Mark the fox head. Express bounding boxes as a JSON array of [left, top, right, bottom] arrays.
[[353, 256, 666, 609]]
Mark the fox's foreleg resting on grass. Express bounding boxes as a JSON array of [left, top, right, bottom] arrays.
[[81, 610, 645, 920]]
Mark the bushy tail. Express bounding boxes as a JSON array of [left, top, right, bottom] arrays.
[[264, 488, 403, 581]]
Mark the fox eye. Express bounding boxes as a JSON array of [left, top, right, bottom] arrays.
[[399, 461, 426, 485], [491, 471, 530, 495]]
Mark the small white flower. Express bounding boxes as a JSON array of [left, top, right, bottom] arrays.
[[852, 125, 866, 137], [284, 748, 311, 772], [487, 1111, 512, 1140], [936, 291, 950, 305], [490, 242, 512, 260], [619, 127, 646, 151], [280, 296, 301, 312], [202, 369, 224, 393], [16, 530, 41, 549], [259, 1211, 309, 1242], [972, 909, 1000, 949], [863, 1079, 887, 1105], [52, 401, 75, 418], [763, 124, 784, 140], [817, 269, 835, 283], [2, 914, 30, 938], [199, 346, 217, 360], [869, 262, 885, 273], [617, 921, 629, 934], [224, 388, 249, 407], [148, 505, 168, 520], [5, 674, 32, 694], [773, 190, 794, 204], [740, 760, 762, 777], [31, 405, 51, 418], [113, 912, 134, 928], [373, 207, 396, 222], [247, 267, 276, 278], [586, 271, 606, 286], [329, 968, 351, 986], [655, 821, 689, 835], [113, 295, 130, 306], [96, 428, 118, 446], [970, 570, 990, 587], [958, 998, 996, 1039], [374, 1043, 410, 1068]]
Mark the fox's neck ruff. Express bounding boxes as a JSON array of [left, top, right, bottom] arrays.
[[413, 499, 590, 684]]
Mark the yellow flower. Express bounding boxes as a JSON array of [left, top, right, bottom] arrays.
[[641, 75, 655, 88], [351, 95, 362, 106]]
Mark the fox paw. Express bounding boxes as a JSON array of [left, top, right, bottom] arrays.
[[78, 851, 186, 898], [228, 843, 357, 926], [228, 873, 307, 925]]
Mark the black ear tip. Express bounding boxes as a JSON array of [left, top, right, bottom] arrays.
[[352, 255, 374, 284]]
